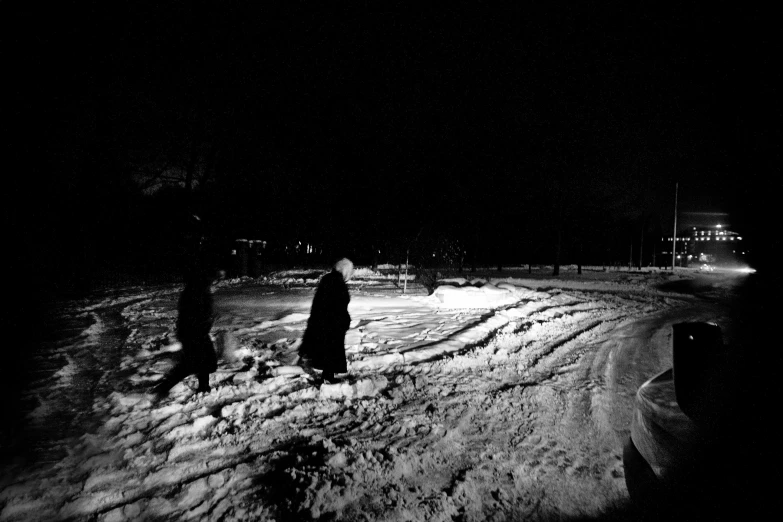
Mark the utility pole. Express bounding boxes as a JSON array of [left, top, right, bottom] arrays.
[[671, 182, 679, 270], [403, 249, 409, 294], [639, 227, 644, 270]]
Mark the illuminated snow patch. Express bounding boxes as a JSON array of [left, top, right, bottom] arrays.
[[432, 283, 517, 308]]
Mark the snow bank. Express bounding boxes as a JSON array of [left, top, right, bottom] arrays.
[[233, 312, 310, 335], [431, 281, 519, 308], [319, 376, 389, 400]]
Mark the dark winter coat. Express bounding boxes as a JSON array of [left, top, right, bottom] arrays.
[[176, 275, 218, 374], [299, 269, 351, 373]]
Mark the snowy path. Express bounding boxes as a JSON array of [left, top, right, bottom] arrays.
[[0, 271, 736, 521], [7, 300, 144, 467]]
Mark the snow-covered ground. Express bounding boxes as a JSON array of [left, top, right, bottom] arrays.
[[0, 266, 747, 521]]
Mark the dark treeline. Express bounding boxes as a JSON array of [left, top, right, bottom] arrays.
[[7, 3, 776, 297], [21, 149, 678, 297]]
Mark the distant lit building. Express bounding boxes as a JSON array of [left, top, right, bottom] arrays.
[[659, 224, 749, 268]]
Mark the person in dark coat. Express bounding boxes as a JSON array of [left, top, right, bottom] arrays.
[[299, 258, 354, 383], [154, 269, 218, 396]]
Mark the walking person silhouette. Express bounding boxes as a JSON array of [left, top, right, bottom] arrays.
[[299, 258, 354, 383], [154, 269, 218, 397]]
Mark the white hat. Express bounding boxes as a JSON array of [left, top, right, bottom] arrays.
[[334, 258, 354, 281]]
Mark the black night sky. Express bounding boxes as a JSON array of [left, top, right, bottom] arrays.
[[6, 3, 781, 295]]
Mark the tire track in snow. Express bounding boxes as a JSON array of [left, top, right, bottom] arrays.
[[269, 291, 677, 520]]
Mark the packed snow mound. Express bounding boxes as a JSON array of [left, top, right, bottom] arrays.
[[438, 277, 471, 286], [352, 267, 380, 277], [259, 269, 417, 287], [319, 376, 388, 400], [270, 365, 306, 376], [431, 281, 517, 308]]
